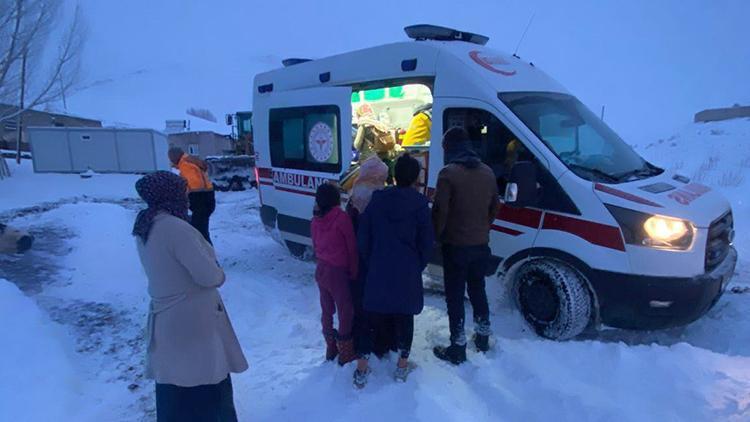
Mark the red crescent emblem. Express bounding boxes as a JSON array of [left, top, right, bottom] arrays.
[[469, 50, 517, 76]]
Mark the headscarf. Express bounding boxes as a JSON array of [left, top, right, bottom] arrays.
[[314, 182, 341, 217], [132, 171, 190, 243], [351, 156, 388, 212]]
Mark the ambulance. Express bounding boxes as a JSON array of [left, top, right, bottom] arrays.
[[251, 24, 737, 340]]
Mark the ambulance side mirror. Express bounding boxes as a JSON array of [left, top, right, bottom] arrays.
[[504, 161, 537, 208]]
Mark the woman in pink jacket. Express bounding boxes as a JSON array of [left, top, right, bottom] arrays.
[[311, 182, 358, 365]]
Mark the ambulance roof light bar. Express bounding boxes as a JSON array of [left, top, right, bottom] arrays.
[[404, 24, 489, 46], [282, 58, 312, 67]]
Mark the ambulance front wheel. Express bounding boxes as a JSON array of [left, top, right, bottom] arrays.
[[513, 259, 592, 340]]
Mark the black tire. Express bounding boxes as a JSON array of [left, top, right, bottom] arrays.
[[285, 240, 311, 260], [513, 259, 591, 340]]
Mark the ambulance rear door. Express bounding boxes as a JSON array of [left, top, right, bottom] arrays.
[[254, 86, 353, 245]]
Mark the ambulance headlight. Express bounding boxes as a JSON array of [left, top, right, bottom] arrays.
[[606, 205, 694, 250], [643, 216, 690, 244]]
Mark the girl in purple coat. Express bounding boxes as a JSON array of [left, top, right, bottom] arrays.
[[311, 183, 359, 365]]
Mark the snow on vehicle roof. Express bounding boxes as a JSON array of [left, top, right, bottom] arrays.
[[253, 40, 567, 97]]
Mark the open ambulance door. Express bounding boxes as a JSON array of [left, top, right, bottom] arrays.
[[254, 86, 352, 248], [424, 97, 540, 282]]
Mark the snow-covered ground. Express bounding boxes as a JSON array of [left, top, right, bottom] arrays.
[[0, 277, 82, 420], [1, 118, 749, 421], [0, 157, 140, 213]]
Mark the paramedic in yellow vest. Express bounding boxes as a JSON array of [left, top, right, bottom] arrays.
[[401, 103, 432, 146], [504, 138, 521, 173], [168, 147, 216, 244], [496, 138, 522, 194]]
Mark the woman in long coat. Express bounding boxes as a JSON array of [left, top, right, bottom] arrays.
[[132, 171, 248, 421]]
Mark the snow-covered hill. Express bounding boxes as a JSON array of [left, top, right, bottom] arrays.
[[55, 1, 750, 143], [636, 117, 750, 254]]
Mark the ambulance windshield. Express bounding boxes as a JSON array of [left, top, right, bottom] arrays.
[[499, 92, 660, 183]]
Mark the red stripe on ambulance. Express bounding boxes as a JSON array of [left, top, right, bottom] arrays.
[[491, 224, 523, 236], [274, 186, 316, 197], [496, 204, 543, 229], [542, 213, 625, 251], [257, 168, 337, 197], [257, 167, 273, 179]]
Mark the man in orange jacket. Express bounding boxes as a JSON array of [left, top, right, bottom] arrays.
[[168, 147, 216, 244]]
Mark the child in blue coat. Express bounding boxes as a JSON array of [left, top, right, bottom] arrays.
[[353, 154, 434, 388]]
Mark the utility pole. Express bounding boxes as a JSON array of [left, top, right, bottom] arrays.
[[15, 51, 27, 164], [600, 105, 606, 122]]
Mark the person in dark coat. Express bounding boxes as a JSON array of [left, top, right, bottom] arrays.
[[346, 157, 398, 360], [432, 127, 500, 365], [353, 154, 434, 388]]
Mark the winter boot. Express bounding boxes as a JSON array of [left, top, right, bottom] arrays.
[[433, 344, 467, 365], [353, 367, 371, 389], [394, 361, 417, 383], [474, 316, 492, 353], [337, 339, 357, 366], [474, 334, 490, 353], [324, 334, 338, 361]]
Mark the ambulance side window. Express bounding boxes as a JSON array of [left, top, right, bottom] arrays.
[[443, 107, 579, 215], [269, 105, 341, 173], [443, 108, 527, 190]]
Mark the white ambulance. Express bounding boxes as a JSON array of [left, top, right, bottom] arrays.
[[252, 25, 737, 340]]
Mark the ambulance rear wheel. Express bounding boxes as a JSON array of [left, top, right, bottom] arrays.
[[514, 259, 591, 340], [285, 240, 311, 260]]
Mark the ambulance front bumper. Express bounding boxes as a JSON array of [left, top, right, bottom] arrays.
[[592, 247, 737, 330]]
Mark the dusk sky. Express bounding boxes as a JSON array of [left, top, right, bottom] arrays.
[[67, 0, 750, 144]]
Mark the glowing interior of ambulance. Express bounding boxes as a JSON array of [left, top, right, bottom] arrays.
[[342, 82, 538, 195], [351, 84, 433, 147], [342, 83, 433, 188]]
